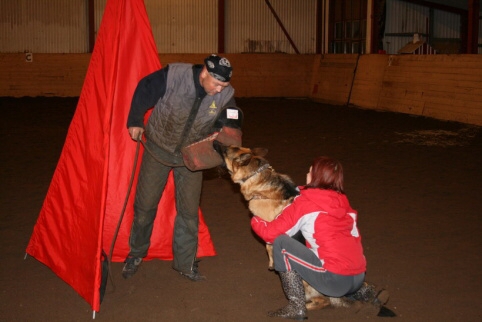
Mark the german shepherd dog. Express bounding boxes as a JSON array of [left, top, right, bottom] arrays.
[[215, 144, 332, 311], [219, 145, 299, 226]]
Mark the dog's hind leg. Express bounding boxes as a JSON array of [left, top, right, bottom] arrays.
[[306, 296, 331, 311], [303, 280, 331, 311]]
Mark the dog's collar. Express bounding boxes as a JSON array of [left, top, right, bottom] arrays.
[[249, 194, 267, 200], [240, 163, 272, 183]]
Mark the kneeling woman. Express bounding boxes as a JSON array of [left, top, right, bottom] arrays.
[[251, 156, 385, 320]]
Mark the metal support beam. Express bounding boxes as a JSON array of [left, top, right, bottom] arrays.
[[264, 0, 300, 54], [316, 0, 323, 54], [218, 0, 225, 53], [467, 0, 480, 54], [88, 0, 95, 53]]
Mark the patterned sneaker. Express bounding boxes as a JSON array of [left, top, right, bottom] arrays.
[[122, 257, 142, 279]]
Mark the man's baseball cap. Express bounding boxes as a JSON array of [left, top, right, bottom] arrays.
[[204, 54, 232, 82]]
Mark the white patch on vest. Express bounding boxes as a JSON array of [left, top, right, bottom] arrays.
[[226, 108, 238, 119]]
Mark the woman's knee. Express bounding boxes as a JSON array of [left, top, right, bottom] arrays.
[[272, 235, 296, 271], [273, 234, 291, 248]]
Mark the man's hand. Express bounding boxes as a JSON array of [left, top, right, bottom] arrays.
[[128, 127, 144, 141]]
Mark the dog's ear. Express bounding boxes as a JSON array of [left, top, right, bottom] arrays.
[[238, 152, 253, 166], [251, 147, 268, 157]]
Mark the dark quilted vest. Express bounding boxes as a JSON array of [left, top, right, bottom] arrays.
[[145, 63, 235, 158]]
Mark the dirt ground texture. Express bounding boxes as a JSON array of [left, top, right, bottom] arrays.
[[1, 97, 481, 322]]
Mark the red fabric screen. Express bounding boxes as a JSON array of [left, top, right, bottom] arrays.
[[26, 0, 216, 312]]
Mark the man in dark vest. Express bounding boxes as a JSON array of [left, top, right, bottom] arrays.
[[123, 54, 242, 281]]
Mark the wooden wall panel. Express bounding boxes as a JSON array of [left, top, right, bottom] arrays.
[[0, 53, 314, 98], [377, 55, 482, 125], [310, 54, 359, 106], [350, 55, 387, 109], [223, 54, 314, 98], [1, 53, 481, 126], [0, 53, 89, 97], [346, 54, 482, 126], [152, 53, 314, 97]]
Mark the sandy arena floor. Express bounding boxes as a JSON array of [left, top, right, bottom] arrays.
[[1, 97, 481, 321]]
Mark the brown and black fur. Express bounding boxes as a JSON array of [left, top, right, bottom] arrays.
[[220, 145, 299, 223]]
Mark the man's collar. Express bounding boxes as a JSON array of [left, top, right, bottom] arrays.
[[193, 64, 207, 98]]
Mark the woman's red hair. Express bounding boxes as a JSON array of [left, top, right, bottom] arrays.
[[306, 156, 344, 193]]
